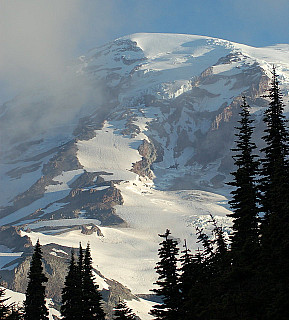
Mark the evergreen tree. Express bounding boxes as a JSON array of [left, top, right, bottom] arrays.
[[61, 250, 80, 320], [6, 305, 23, 320], [223, 98, 261, 319], [113, 300, 136, 320], [179, 240, 194, 303], [259, 67, 289, 319], [210, 215, 228, 270], [23, 240, 48, 320], [182, 247, 205, 320], [228, 97, 260, 264], [179, 241, 204, 320], [193, 225, 225, 319], [150, 229, 180, 320], [75, 244, 84, 319], [82, 243, 105, 320], [260, 67, 289, 225], [0, 286, 9, 319]]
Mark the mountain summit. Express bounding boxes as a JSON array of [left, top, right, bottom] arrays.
[[0, 33, 289, 318]]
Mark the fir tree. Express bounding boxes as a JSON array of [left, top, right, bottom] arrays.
[[179, 241, 204, 320], [228, 97, 260, 264], [179, 240, 194, 303], [6, 305, 24, 320], [113, 300, 136, 320], [223, 98, 261, 319], [82, 243, 105, 320], [182, 247, 205, 320], [0, 285, 9, 319], [24, 240, 48, 320], [150, 229, 180, 320], [260, 67, 289, 225], [193, 225, 224, 319], [210, 215, 229, 274], [259, 67, 289, 319], [61, 250, 80, 320], [74, 243, 84, 319]]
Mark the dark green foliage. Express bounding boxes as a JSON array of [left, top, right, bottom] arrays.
[[61, 250, 81, 320], [6, 305, 24, 320], [75, 244, 85, 319], [61, 244, 105, 320], [193, 223, 229, 319], [82, 244, 105, 320], [150, 229, 180, 320], [0, 285, 23, 320], [260, 67, 289, 223], [228, 97, 260, 264], [151, 70, 289, 320], [24, 240, 48, 320], [113, 300, 136, 320], [176, 220, 229, 320], [0, 286, 9, 319], [260, 67, 289, 250], [221, 98, 261, 319], [179, 240, 194, 304], [179, 243, 207, 320], [210, 215, 229, 270], [259, 67, 289, 319]]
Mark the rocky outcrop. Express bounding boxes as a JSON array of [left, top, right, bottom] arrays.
[[0, 243, 140, 317], [68, 171, 100, 188], [0, 141, 83, 221], [132, 139, 157, 179], [42, 141, 83, 178], [0, 226, 32, 252], [6, 162, 42, 179], [40, 186, 125, 226]]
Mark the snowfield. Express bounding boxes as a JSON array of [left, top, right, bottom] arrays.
[[22, 184, 231, 295], [0, 287, 60, 320]]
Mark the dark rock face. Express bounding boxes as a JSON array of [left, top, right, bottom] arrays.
[[7, 162, 42, 180], [132, 140, 157, 179], [0, 226, 32, 252], [45, 186, 125, 225], [17, 185, 125, 226], [42, 141, 83, 178], [0, 141, 82, 221], [0, 243, 139, 316], [81, 224, 103, 236]]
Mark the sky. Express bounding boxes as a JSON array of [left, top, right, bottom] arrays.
[[0, 0, 289, 103], [77, 0, 289, 53]]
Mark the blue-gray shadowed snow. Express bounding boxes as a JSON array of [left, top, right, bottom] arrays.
[[0, 33, 289, 319]]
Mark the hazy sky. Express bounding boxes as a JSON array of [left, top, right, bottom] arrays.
[[78, 0, 289, 53], [0, 0, 289, 103]]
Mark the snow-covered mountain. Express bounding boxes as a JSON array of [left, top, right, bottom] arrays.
[[1, 33, 289, 318]]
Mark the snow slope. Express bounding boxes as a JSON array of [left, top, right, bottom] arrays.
[[1, 287, 60, 320]]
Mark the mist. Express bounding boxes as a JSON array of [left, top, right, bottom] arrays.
[[0, 0, 116, 150]]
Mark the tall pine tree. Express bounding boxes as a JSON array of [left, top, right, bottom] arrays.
[[179, 241, 204, 320], [228, 97, 260, 264], [259, 67, 289, 319], [24, 240, 48, 320], [179, 240, 194, 305], [113, 300, 136, 320], [61, 244, 105, 320], [82, 243, 105, 320], [260, 67, 289, 225], [150, 229, 180, 320], [61, 250, 80, 320], [224, 97, 261, 319]]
